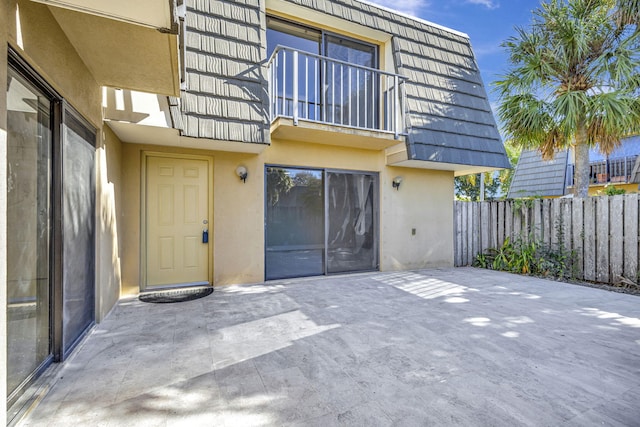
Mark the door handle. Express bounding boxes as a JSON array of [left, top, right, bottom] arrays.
[[202, 229, 209, 243]]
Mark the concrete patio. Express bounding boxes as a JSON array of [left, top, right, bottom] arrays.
[[17, 268, 640, 426]]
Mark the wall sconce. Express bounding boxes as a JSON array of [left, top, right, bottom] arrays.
[[392, 176, 403, 190], [236, 165, 248, 183]]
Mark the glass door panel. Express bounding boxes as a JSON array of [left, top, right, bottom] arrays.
[[325, 35, 378, 128], [6, 67, 52, 396], [327, 172, 377, 274], [266, 167, 324, 279], [267, 18, 322, 120], [61, 109, 96, 356]]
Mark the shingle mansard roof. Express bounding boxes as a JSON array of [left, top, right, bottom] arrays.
[[171, 0, 510, 170], [508, 150, 569, 198]]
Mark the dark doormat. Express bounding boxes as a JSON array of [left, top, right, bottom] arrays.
[[139, 287, 213, 304]]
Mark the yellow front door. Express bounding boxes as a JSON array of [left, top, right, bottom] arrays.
[[145, 156, 209, 289]]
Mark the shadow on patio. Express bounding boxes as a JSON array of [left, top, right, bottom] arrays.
[[18, 268, 640, 426]]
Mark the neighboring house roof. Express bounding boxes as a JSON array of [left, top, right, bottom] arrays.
[[508, 150, 569, 198], [508, 136, 640, 198], [171, 0, 508, 169]]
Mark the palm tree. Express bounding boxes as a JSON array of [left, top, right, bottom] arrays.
[[496, 0, 640, 197]]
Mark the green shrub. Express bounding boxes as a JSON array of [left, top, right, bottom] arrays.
[[600, 185, 626, 196], [473, 236, 575, 280]]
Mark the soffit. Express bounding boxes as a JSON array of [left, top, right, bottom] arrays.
[[46, 3, 180, 96]]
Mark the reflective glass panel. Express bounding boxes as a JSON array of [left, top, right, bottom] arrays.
[[327, 172, 377, 273], [62, 110, 96, 356], [325, 36, 378, 128], [6, 67, 52, 396], [266, 167, 324, 279]]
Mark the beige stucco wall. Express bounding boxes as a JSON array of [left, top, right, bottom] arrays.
[[380, 167, 454, 270], [95, 126, 124, 321], [118, 138, 454, 294]]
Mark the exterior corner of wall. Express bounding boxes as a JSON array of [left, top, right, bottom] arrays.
[[95, 126, 124, 320]]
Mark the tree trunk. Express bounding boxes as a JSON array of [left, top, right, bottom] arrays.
[[573, 124, 590, 198]]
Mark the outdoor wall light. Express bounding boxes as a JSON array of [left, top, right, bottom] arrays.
[[236, 165, 248, 183], [392, 176, 403, 190]]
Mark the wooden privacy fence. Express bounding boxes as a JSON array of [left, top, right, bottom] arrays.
[[454, 195, 639, 285]]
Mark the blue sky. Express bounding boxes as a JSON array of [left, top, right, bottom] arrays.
[[369, 0, 543, 110]]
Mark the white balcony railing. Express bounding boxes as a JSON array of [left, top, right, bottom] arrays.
[[565, 155, 638, 187], [267, 46, 408, 139]]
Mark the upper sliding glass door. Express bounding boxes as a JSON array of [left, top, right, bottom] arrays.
[[324, 35, 378, 128], [265, 167, 378, 280], [267, 17, 379, 126]]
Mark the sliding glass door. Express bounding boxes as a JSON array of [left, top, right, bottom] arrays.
[[6, 52, 97, 410], [265, 167, 378, 280], [6, 66, 53, 398]]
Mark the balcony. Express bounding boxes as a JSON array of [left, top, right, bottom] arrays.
[[565, 156, 639, 187], [267, 46, 408, 150]]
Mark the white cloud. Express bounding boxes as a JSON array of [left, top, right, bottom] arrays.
[[466, 0, 499, 9], [365, 0, 430, 16]]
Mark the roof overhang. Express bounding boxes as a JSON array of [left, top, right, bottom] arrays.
[[34, 0, 180, 96], [386, 146, 509, 176], [107, 121, 268, 154]]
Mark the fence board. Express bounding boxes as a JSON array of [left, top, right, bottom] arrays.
[[497, 201, 505, 247], [480, 202, 490, 253], [584, 197, 597, 281], [533, 199, 542, 242], [596, 197, 610, 283], [542, 199, 552, 246], [464, 203, 473, 265], [623, 194, 638, 281], [454, 203, 462, 266], [512, 204, 522, 241], [610, 196, 624, 281], [561, 199, 572, 255], [505, 202, 512, 242], [550, 199, 561, 249], [472, 202, 480, 261], [571, 198, 584, 280], [491, 202, 498, 249]]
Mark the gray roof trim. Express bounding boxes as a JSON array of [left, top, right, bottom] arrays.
[[355, 0, 469, 37]]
